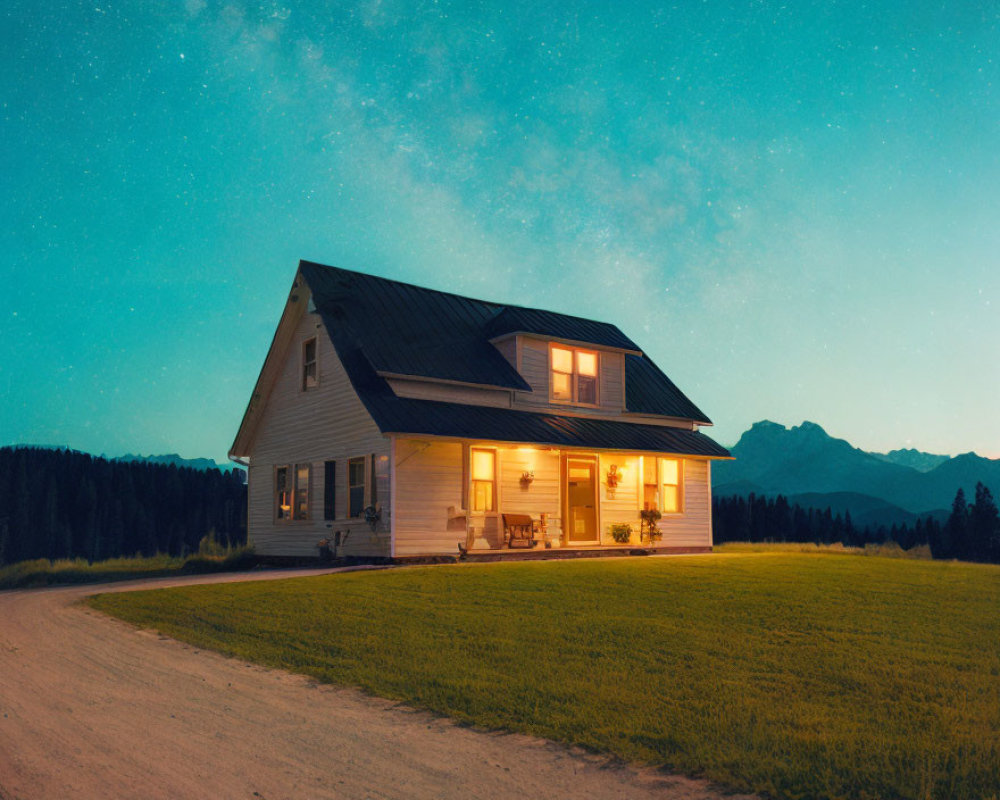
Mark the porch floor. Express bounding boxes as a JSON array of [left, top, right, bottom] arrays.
[[460, 545, 711, 562]]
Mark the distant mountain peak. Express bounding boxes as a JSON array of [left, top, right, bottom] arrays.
[[869, 447, 950, 473], [716, 419, 1000, 514], [113, 453, 234, 472]]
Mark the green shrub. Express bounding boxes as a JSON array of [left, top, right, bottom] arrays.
[[609, 523, 633, 543]]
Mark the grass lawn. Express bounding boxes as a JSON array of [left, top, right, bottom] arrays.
[[89, 549, 1000, 800]]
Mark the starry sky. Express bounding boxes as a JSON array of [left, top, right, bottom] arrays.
[[2, 1, 998, 462]]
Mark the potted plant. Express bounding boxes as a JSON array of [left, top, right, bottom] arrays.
[[609, 522, 633, 544], [639, 509, 662, 544]]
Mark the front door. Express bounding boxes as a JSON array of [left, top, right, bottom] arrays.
[[565, 456, 598, 545]]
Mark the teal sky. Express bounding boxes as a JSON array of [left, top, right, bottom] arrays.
[[2, 1, 998, 461]]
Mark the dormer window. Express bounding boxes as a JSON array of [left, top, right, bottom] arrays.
[[302, 337, 318, 390], [550, 345, 599, 405]]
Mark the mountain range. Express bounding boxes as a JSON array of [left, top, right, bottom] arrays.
[[713, 421, 1000, 524], [112, 453, 236, 472]]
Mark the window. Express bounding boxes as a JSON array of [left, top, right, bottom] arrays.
[[275, 463, 310, 520], [275, 466, 292, 520], [294, 464, 310, 519], [470, 448, 496, 512], [323, 460, 336, 520], [348, 457, 366, 517], [643, 458, 658, 511], [550, 345, 599, 405], [302, 337, 318, 390], [660, 458, 681, 513]]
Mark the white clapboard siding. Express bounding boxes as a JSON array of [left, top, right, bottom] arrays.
[[247, 311, 390, 558], [386, 377, 512, 408], [658, 458, 712, 547], [596, 452, 641, 544], [596, 454, 711, 547], [393, 439, 465, 556], [498, 446, 562, 540], [513, 336, 626, 416]]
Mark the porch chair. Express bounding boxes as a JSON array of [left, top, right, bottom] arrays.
[[502, 513, 538, 549]]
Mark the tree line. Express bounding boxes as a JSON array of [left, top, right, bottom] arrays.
[[713, 483, 1000, 564], [0, 447, 247, 566]]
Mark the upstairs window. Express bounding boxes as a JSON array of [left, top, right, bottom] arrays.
[[302, 337, 318, 390], [550, 345, 599, 405]]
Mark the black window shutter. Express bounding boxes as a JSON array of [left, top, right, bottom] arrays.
[[323, 460, 336, 520], [370, 453, 377, 505]]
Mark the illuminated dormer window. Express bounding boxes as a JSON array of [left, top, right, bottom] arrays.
[[550, 345, 599, 405]]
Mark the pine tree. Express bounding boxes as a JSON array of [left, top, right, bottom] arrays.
[[969, 482, 1000, 563]]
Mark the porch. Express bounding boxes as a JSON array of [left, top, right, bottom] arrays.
[[392, 437, 713, 558], [458, 545, 713, 562]]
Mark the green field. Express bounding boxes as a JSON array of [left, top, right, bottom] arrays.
[[89, 549, 1000, 800]]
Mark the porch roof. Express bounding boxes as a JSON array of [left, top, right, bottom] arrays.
[[365, 393, 731, 458]]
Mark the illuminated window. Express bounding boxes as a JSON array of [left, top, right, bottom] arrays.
[[550, 345, 599, 405], [470, 448, 496, 512], [349, 457, 366, 517], [275, 465, 292, 520], [643, 458, 658, 511], [275, 463, 310, 520], [294, 464, 310, 519], [302, 337, 318, 390], [660, 458, 681, 513]]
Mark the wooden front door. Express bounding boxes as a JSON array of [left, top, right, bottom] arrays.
[[565, 456, 599, 545]]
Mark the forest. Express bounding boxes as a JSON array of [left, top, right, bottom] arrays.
[[2, 445, 998, 568], [0, 447, 246, 566], [712, 484, 1000, 563]]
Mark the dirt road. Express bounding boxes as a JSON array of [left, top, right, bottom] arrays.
[[0, 569, 755, 800]]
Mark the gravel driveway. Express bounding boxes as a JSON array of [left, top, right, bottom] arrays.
[[0, 568, 755, 800]]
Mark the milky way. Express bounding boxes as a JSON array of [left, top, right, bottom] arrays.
[[2, 1, 998, 460]]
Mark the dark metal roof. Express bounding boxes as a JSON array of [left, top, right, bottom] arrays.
[[365, 394, 730, 457], [301, 261, 530, 391], [484, 306, 640, 352], [300, 260, 715, 428], [624, 354, 710, 421]]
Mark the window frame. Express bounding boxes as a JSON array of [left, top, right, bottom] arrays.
[[302, 337, 318, 391], [275, 465, 292, 521], [469, 447, 497, 513], [642, 457, 659, 511], [275, 463, 311, 521], [348, 456, 367, 518], [548, 343, 600, 407], [293, 463, 311, 520], [659, 457, 683, 514]]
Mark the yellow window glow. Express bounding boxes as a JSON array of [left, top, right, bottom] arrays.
[[552, 371, 572, 398], [551, 347, 573, 373], [662, 485, 679, 512], [471, 449, 495, 481], [576, 351, 597, 376], [660, 458, 679, 486]]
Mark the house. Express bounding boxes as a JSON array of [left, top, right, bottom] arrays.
[[229, 261, 730, 560]]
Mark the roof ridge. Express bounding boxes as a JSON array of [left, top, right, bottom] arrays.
[[298, 259, 627, 332]]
